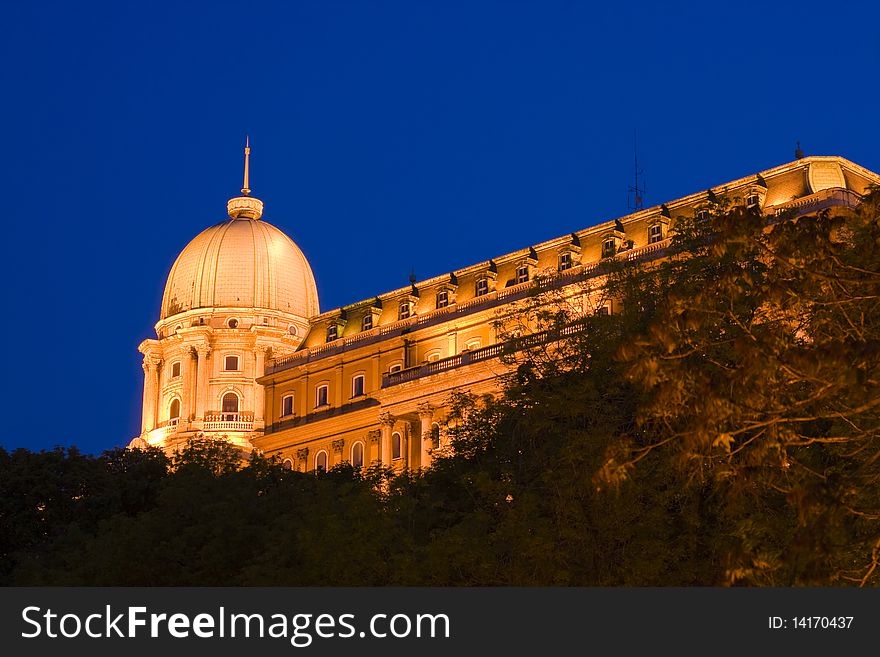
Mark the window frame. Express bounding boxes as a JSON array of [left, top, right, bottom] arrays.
[[391, 431, 402, 460], [170, 361, 181, 378], [315, 383, 329, 408], [351, 441, 365, 468], [361, 314, 373, 332], [515, 265, 529, 284], [648, 223, 663, 244], [475, 277, 489, 297], [326, 324, 338, 342], [436, 290, 449, 309], [281, 393, 295, 417], [351, 373, 366, 398], [315, 450, 328, 472], [558, 251, 573, 271], [398, 302, 411, 321], [223, 354, 240, 372]]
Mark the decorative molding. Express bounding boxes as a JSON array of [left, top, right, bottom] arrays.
[[368, 430, 381, 445], [332, 439, 345, 453], [296, 447, 309, 461], [416, 402, 434, 418], [378, 411, 395, 427]]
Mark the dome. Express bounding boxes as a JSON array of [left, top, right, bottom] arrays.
[[160, 215, 320, 321]]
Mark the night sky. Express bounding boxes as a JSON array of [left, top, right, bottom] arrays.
[[1, 0, 878, 455]]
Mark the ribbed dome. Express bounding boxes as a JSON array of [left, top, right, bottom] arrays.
[[161, 217, 319, 320]]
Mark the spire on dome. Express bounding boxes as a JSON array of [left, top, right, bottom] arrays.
[[241, 136, 251, 196], [227, 136, 263, 220]]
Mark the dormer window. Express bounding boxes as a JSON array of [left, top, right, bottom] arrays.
[[515, 264, 530, 284], [648, 223, 664, 244], [746, 193, 760, 208], [436, 290, 449, 309], [361, 314, 373, 331], [558, 252, 573, 271], [475, 278, 489, 297], [696, 209, 710, 222], [326, 324, 338, 342], [601, 239, 616, 259], [398, 302, 411, 321]]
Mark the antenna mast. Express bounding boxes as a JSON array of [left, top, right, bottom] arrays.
[[628, 130, 645, 211]]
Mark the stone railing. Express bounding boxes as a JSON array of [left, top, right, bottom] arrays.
[[381, 322, 590, 388], [772, 187, 861, 217], [203, 411, 254, 432]]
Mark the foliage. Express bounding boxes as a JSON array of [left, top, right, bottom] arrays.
[[4, 194, 880, 585]]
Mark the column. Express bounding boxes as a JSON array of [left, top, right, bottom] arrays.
[[447, 330, 457, 357], [417, 402, 434, 469], [379, 411, 395, 466], [195, 346, 211, 421], [141, 357, 159, 433], [180, 347, 194, 424], [334, 364, 344, 407], [371, 353, 380, 390], [332, 439, 346, 467], [368, 431, 380, 464], [253, 345, 268, 425]]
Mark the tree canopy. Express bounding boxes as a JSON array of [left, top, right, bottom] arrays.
[[3, 191, 879, 586]]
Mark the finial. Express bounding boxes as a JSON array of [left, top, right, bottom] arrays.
[[227, 136, 263, 220], [241, 136, 251, 195], [409, 269, 417, 285], [795, 141, 804, 159]]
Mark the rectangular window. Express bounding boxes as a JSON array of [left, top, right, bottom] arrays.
[[362, 314, 373, 332], [601, 240, 616, 259], [398, 302, 411, 321], [648, 224, 663, 244], [224, 355, 239, 371], [475, 278, 489, 297], [171, 362, 181, 378], [747, 194, 759, 208], [326, 324, 338, 342], [436, 290, 449, 309], [281, 394, 294, 417], [352, 374, 365, 398], [316, 384, 329, 408], [558, 252, 573, 271], [596, 306, 610, 316], [515, 265, 529, 284]]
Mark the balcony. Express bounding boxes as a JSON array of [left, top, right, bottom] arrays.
[[203, 411, 254, 432], [156, 418, 180, 435]]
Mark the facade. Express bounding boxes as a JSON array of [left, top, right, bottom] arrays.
[[135, 154, 880, 468]]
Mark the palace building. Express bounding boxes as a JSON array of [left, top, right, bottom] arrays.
[[132, 151, 880, 471]]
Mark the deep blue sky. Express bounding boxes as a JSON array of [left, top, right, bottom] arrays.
[[1, 1, 878, 455]]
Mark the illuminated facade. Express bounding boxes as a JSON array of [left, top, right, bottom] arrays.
[[135, 154, 880, 466]]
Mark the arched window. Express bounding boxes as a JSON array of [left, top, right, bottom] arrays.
[[392, 432, 402, 460], [169, 398, 180, 423], [222, 392, 239, 420], [431, 422, 441, 446], [351, 442, 364, 468], [315, 450, 328, 472], [282, 458, 293, 471]]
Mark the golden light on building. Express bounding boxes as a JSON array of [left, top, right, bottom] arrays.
[[133, 153, 880, 471]]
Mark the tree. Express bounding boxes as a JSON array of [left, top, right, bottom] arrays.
[[605, 191, 880, 585]]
